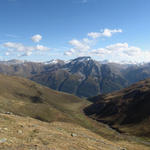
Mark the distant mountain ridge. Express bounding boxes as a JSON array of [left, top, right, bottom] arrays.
[[30, 56, 129, 97], [0, 56, 150, 97]]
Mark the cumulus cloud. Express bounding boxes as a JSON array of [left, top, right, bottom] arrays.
[[91, 43, 134, 55], [35, 44, 50, 51], [64, 28, 150, 63], [64, 48, 76, 56], [21, 51, 33, 57], [3, 42, 50, 57], [5, 52, 10, 56], [88, 29, 122, 38], [65, 28, 122, 57], [91, 43, 150, 63], [4, 42, 33, 52], [4, 42, 49, 51], [65, 38, 93, 56], [31, 34, 42, 43], [69, 39, 90, 51], [64, 51, 73, 56], [65, 41, 150, 63]]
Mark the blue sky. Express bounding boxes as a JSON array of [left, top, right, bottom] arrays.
[[0, 0, 150, 63]]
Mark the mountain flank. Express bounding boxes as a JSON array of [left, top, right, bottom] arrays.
[[0, 74, 122, 140], [0, 74, 90, 123], [0, 57, 150, 98], [0, 57, 129, 97], [84, 78, 150, 137]]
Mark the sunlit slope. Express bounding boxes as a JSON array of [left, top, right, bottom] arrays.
[[0, 74, 90, 123], [0, 113, 149, 150]]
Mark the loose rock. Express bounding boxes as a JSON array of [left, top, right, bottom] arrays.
[[3, 128, 8, 131], [71, 133, 77, 137], [17, 130, 23, 134], [0, 138, 7, 143]]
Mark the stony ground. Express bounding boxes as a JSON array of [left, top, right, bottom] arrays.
[[0, 113, 149, 150]]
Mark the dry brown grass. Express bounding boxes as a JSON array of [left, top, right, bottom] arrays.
[[0, 113, 149, 150], [85, 78, 150, 138], [0, 74, 149, 149]]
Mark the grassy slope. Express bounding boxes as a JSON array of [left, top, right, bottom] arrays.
[[0, 74, 117, 139], [0, 74, 149, 149], [0, 74, 89, 123], [1, 114, 150, 150], [85, 78, 150, 139]]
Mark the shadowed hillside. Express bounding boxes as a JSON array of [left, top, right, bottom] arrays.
[[84, 78, 150, 138]]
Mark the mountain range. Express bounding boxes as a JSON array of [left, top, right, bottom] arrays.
[[0, 57, 150, 98]]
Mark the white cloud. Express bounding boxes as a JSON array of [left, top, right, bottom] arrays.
[[31, 34, 42, 43], [88, 29, 122, 38], [87, 32, 100, 39], [26, 51, 32, 56], [3, 42, 50, 57], [65, 37, 94, 56], [4, 42, 33, 52], [65, 28, 122, 57], [69, 39, 90, 51], [4, 42, 49, 52], [21, 51, 33, 57], [65, 40, 150, 63], [65, 28, 150, 63], [64, 38, 91, 56], [36, 44, 50, 51], [64, 48, 76, 56], [64, 51, 73, 56], [5, 52, 10, 56], [91, 43, 150, 63]]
